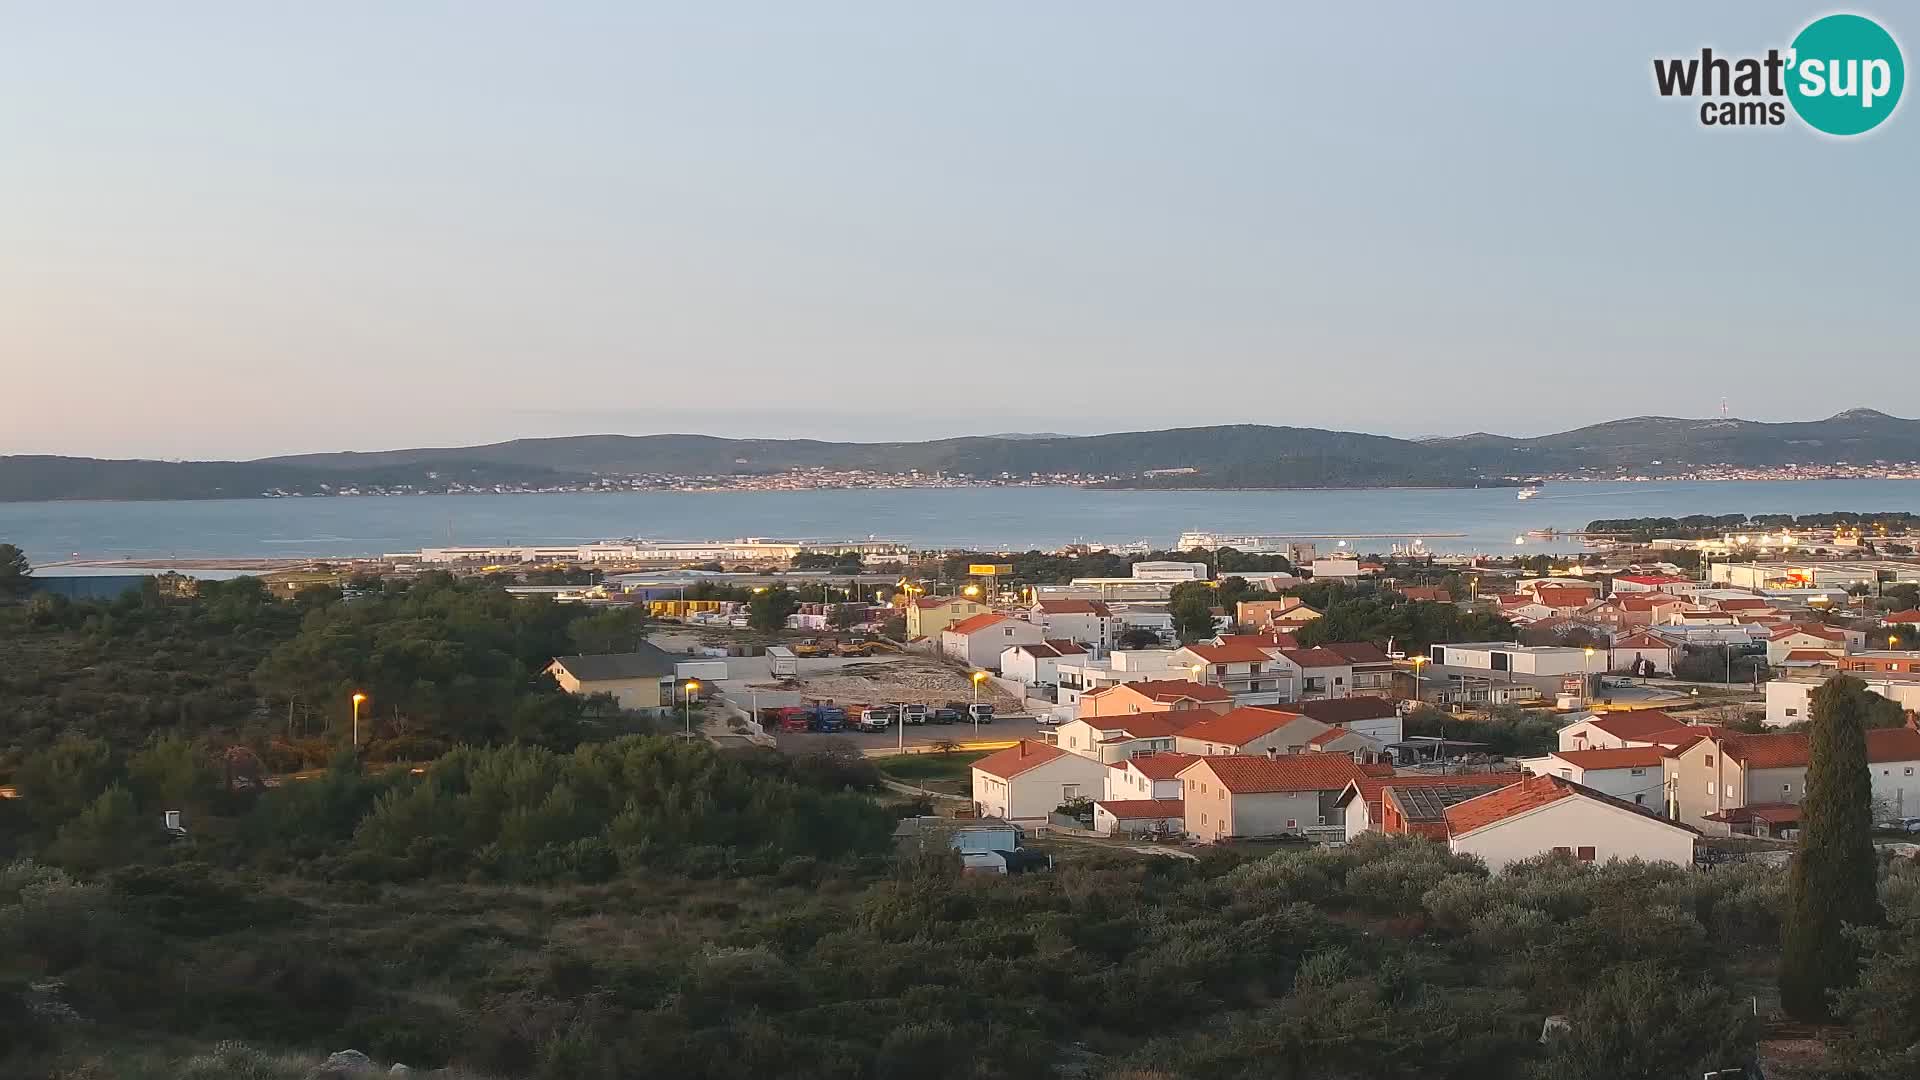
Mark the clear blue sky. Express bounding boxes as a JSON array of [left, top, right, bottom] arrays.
[[4, 2, 1914, 459]]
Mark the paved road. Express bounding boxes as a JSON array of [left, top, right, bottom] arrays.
[[775, 723, 1034, 754]]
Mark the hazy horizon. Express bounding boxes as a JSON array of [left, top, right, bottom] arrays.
[[7, 3, 1916, 459]]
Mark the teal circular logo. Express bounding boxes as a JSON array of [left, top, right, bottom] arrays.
[[1787, 14, 1904, 135]]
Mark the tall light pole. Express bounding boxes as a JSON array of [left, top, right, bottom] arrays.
[[1410, 656, 1426, 702], [683, 679, 700, 737], [1583, 648, 1594, 707], [970, 670, 987, 737], [1189, 662, 1205, 686], [350, 691, 367, 750]]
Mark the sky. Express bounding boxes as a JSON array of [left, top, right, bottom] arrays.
[[3, 2, 1915, 459]]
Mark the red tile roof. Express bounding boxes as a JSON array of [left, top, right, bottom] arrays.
[[1181, 642, 1282, 664], [1550, 747, 1668, 770], [1444, 773, 1699, 837], [1216, 632, 1300, 650], [1094, 798, 1186, 820], [1613, 632, 1675, 650], [1121, 752, 1201, 779], [1399, 587, 1453, 603], [1581, 709, 1682, 741], [1293, 697, 1400, 725], [1770, 623, 1846, 641], [1185, 754, 1367, 795], [1096, 713, 1207, 739], [1782, 649, 1843, 662], [1100, 679, 1233, 704], [1695, 728, 1920, 770], [1278, 647, 1352, 668], [1703, 802, 1802, 825], [1885, 610, 1920, 624], [972, 740, 1070, 780], [946, 612, 1010, 635], [1037, 599, 1113, 616], [1044, 639, 1087, 655], [1320, 641, 1392, 665], [1535, 586, 1599, 608], [1337, 772, 1523, 825], [1175, 707, 1306, 747]]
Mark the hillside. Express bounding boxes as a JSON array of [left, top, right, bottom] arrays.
[[4, 410, 1918, 500]]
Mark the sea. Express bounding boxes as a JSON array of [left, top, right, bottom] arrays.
[[4, 479, 1920, 567]]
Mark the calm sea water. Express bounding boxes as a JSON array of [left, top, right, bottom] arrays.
[[4, 479, 1920, 565]]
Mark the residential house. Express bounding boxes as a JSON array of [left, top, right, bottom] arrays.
[[1432, 642, 1590, 677], [1055, 711, 1207, 763], [1173, 707, 1332, 757], [1518, 746, 1668, 809], [942, 613, 1045, 669], [1841, 650, 1920, 675], [999, 640, 1087, 687], [1317, 641, 1396, 696], [1398, 587, 1453, 603], [1076, 679, 1234, 720], [1213, 630, 1301, 651], [1335, 772, 1523, 841], [1276, 647, 1354, 700], [1764, 672, 1920, 727], [1030, 599, 1123, 650], [1445, 774, 1700, 872], [1171, 642, 1295, 705], [1555, 709, 1687, 752], [1531, 585, 1604, 617], [1663, 723, 1920, 829], [1304, 726, 1389, 762], [547, 646, 679, 713], [1883, 609, 1920, 626], [1291, 696, 1405, 743], [1179, 754, 1370, 842], [1103, 751, 1199, 801], [1497, 594, 1556, 624], [1608, 632, 1680, 676], [1053, 649, 1177, 707], [1310, 557, 1364, 581], [1765, 623, 1854, 665], [970, 740, 1110, 825], [1092, 798, 1186, 837], [1584, 592, 1686, 631], [906, 594, 989, 639]]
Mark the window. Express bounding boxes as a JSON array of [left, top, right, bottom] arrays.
[[1706, 782, 1716, 795], [1553, 846, 1571, 855], [1285, 819, 1298, 829], [1577, 846, 1596, 862], [1630, 767, 1646, 776], [1786, 708, 1799, 717], [1201, 813, 1208, 825], [1317, 815, 1327, 826], [1558, 768, 1572, 779], [1634, 794, 1646, 806], [1062, 785, 1079, 800], [1704, 754, 1714, 766], [1783, 783, 1792, 793]]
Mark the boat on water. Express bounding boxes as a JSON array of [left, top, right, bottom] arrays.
[[1516, 485, 1541, 500]]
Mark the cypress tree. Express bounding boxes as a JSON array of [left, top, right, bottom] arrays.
[[1779, 674, 1884, 1021]]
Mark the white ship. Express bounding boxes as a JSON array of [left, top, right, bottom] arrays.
[[1516, 485, 1540, 500], [1176, 531, 1306, 554]]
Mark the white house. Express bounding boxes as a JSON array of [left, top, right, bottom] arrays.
[[1173, 707, 1333, 757], [1765, 674, 1920, 728], [1517, 746, 1668, 808], [1765, 624, 1853, 665], [1444, 774, 1700, 873], [1053, 649, 1176, 707], [1554, 709, 1690, 752], [1429, 642, 1589, 677], [1092, 798, 1186, 837], [999, 640, 1087, 687], [1291, 697, 1405, 744], [1171, 642, 1295, 705], [1030, 599, 1123, 650], [970, 740, 1110, 825], [1608, 632, 1679, 677], [1103, 751, 1198, 802], [942, 613, 1046, 669]]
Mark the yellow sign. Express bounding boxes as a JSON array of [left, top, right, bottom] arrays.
[[968, 563, 1013, 576]]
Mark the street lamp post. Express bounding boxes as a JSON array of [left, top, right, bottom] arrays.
[[970, 670, 987, 737], [1189, 662, 1205, 686], [350, 691, 367, 750], [683, 679, 700, 737], [1583, 648, 1594, 707], [1410, 656, 1426, 701]]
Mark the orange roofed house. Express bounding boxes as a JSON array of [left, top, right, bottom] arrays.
[[1334, 772, 1523, 840], [940, 612, 1045, 669], [905, 594, 988, 639], [971, 740, 1110, 825], [1179, 754, 1371, 842], [1077, 679, 1233, 720], [1445, 773, 1700, 872], [1664, 723, 1920, 832]]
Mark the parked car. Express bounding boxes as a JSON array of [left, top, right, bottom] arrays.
[[930, 707, 961, 725], [899, 703, 928, 725], [1878, 817, 1920, 833]]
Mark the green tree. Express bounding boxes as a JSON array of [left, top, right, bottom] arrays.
[[828, 604, 860, 630], [1781, 675, 1886, 1021], [1117, 626, 1163, 650], [1536, 961, 1756, 1079], [125, 735, 217, 812], [568, 606, 649, 654], [0, 543, 31, 602], [1169, 584, 1217, 644], [45, 785, 147, 873], [16, 736, 118, 830], [747, 586, 801, 632]]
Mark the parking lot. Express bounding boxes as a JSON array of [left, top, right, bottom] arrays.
[[774, 720, 1032, 755]]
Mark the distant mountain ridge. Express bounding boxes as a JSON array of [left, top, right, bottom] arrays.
[[3, 410, 1917, 501]]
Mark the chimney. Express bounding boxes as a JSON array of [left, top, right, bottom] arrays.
[[1265, 746, 1278, 759], [1019, 741, 1030, 757]]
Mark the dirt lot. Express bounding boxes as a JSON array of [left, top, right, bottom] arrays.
[[776, 659, 1022, 712]]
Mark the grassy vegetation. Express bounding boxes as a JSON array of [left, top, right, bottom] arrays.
[[875, 749, 991, 782]]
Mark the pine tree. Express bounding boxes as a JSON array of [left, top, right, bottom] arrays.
[[1779, 674, 1885, 1021]]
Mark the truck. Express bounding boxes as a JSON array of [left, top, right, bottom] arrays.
[[765, 646, 798, 678], [811, 705, 847, 733], [772, 706, 814, 733], [792, 640, 828, 659], [898, 703, 927, 725], [966, 703, 995, 725], [857, 707, 894, 733], [835, 639, 875, 658]]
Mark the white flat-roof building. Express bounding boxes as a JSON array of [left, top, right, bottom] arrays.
[[1765, 673, 1920, 728], [1428, 642, 1590, 677], [1130, 561, 1210, 581], [1712, 560, 1920, 591]]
